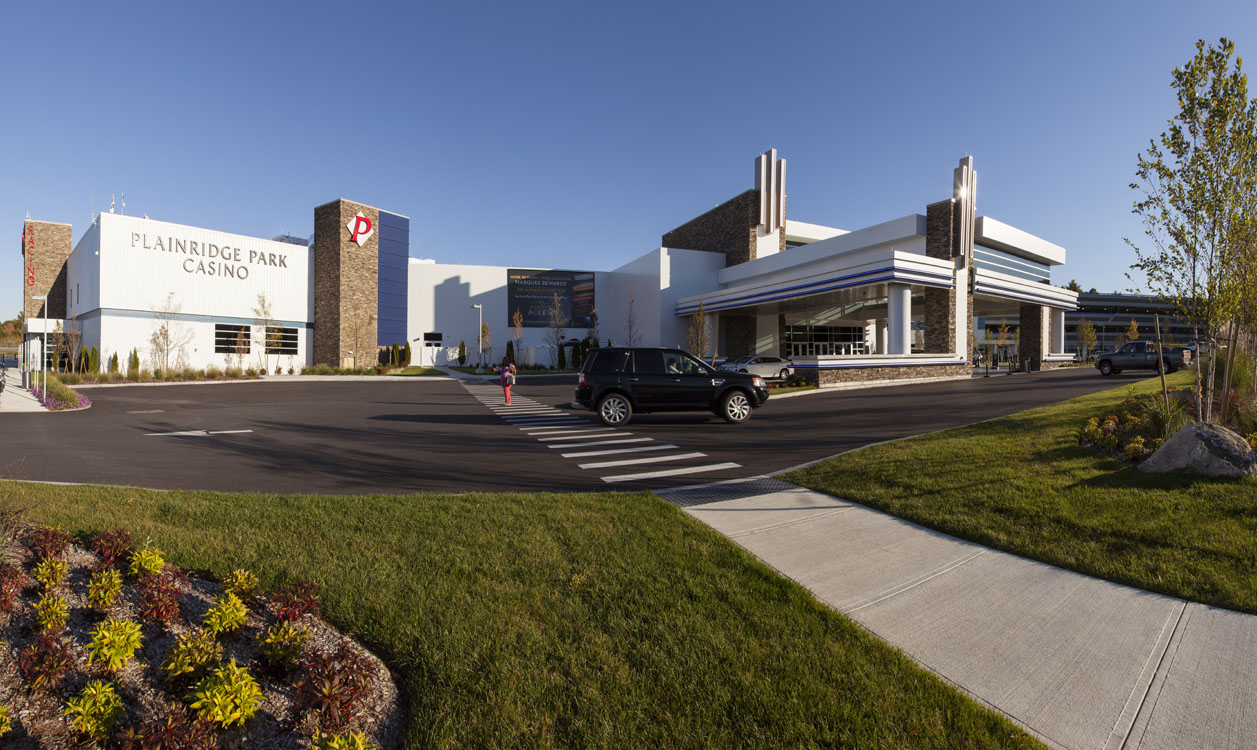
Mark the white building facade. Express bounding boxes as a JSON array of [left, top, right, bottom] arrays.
[[20, 152, 1077, 383]]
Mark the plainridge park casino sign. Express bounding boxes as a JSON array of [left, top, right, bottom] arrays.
[[130, 230, 290, 280]]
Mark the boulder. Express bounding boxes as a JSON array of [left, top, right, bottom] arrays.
[[1139, 422, 1257, 478]]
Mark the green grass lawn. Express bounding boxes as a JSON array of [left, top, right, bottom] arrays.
[[785, 371, 1257, 614], [4, 482, 1042, 749], [397, 366, 446, 376]]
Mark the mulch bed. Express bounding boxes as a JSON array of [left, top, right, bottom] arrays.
[[0, 540, 402, 748]]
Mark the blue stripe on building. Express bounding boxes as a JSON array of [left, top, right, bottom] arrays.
[[377, 211, 409, 346]]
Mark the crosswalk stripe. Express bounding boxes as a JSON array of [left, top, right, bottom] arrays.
[[548, 437, 652, 448], [522, 427, 605, 435], [560, 444, 679, 458], [536, 432, 623, 442], [600, 462, 741, 483], [578, 452, 706, 469]]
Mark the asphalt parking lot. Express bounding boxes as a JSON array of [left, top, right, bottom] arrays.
[[0, 368, 1152, 495]]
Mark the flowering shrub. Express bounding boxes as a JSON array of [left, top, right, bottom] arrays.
[[87, 567, 124, 612], [1246, 433, 1257, 450], [87, 618, 144, 672], [29, 384, 91, 410], [188, 659, 263, 728], [1079, 393, 1189, 464], [64, 680, 124, 742], [90, 528, 134, 567], [0, 704, 10, 737]]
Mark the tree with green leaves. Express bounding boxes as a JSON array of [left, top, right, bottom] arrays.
[[1076, 317, 1097, 358], [1066, 279, 1083, 293], [1127, 37, 1257, 422], [403, 341, 412, 367], [457, 340, 466, 366], [89, 346, 99, 374], [505, 339, 515, 365]]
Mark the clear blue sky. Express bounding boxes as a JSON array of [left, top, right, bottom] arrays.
[[4, 0, 1255, 319]]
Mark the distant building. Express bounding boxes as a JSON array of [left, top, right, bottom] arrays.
[[1065, 293, 1196, 353]]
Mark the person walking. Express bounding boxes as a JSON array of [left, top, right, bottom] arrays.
[[499, 356, 517, 405]]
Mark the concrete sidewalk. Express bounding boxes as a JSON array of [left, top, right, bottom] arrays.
[[680, 485, 1255, 750], [0, 380, 47, 412]]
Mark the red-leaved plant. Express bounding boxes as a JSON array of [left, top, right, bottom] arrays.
[[272, 581, 321, 623], [294, 641, 373, 733], [90, 529, 135, 567], [17, 633, 75, 692]]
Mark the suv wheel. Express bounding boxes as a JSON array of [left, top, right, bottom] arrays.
[[720, 390, 752, 424], [1099, 361, 1113, 376], [597, 393, 632, 427]]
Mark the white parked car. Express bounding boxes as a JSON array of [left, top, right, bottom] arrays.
[[719, 355, 794, 380]]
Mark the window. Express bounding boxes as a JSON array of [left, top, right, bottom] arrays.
[[633, 350, 665, 374], [214, 324, 250, 355], [588, 350, 628, 373], [265, 326, 299, 355], [677, 354, 709, 375]]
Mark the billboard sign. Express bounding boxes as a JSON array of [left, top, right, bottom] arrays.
[[507, 269, 594, 328]]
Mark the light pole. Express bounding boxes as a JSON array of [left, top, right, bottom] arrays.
[[31, 294, 47, 394], [472, 304, 483, 372]]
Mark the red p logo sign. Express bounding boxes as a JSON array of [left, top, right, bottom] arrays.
[[346, 212, 374, 247]]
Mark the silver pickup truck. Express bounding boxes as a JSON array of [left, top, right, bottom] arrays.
[[1094, 341, 1190, 376]]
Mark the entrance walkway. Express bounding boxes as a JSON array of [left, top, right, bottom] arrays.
[[667, 482, 1255, 750]]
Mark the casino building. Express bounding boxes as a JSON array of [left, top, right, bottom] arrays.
[[20, 151, 1080, 384]]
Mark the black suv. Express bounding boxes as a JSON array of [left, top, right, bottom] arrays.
[[576, 347, 770, 426]]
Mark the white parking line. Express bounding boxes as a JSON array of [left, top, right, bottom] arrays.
[[600, 462, 740, 483], [578, 452, 706, 469], [548, 437, 652, 448], [560, 444, 679, 458], [145, 429, 254, 437]]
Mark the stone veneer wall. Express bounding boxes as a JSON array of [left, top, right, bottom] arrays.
[[662, 190, 761, 266], [313, 200, 379, 367], [1019, 302, 1045, 371], [924, 201, 958, 354], [722, 315, 755, 358], [801, 363, 972, 386], [23, 221, 71, 320]]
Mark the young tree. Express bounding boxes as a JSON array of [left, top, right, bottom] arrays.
[[624, 291, 642, 347], [403, 341, 412, 367], [89, 346, 99, 374], [1125, 318, 1140, 343], [1127, 37, 1257, 421], [686, 301, 711, 359], [995, 318, 1012, 363], [1076, 317, 1097, 358], [511, 308, 524, 364], [457, 340, 467, 366], [252, 293, 279, 374], [480, 321, 492, 367], [545, 292, 566, 367], [150, 293, 193, 375], [59, 318, 82, 374]]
